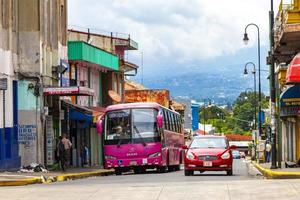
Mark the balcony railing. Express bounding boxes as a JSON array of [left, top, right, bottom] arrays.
[[274, 0, 300, 47]]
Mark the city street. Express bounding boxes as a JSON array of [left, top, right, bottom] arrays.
[[1, 160, 300, 199]]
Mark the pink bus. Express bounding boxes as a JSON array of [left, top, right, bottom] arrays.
[[96, 102, 185, 175]]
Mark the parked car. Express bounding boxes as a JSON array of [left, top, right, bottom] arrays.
[[232, 150, 241, 159], [183, 135, 236, 176]]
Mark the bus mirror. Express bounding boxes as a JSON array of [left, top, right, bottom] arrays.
[[96, 117, 103, 135], [157, 114, 164, 128]]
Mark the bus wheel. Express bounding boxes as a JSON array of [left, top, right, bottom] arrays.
[[115, 168, 122, 176], [184, 170, 193, 176], [133, 168, 144, 174], [158, 166, 168, 173], [174, 165, 181, 171]]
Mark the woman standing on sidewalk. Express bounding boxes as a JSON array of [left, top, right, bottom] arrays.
[[57, 136, 65, 171]]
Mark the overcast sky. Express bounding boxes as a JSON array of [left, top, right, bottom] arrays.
[[69, 0, 281, 76]]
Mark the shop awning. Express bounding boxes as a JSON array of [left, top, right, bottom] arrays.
[[61, 100, 93, 123], [286, 53, 300, 84], [280, 85, 300, 107], [44, 86, 94, 96], [280, 85, 300, 117]]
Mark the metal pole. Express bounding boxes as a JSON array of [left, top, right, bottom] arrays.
[[3, 90, 6, 147], [203, 100, 206, 134], [254, 70, 257, 129], [257, 29, 262, 147], [270, 0, 277, 169]]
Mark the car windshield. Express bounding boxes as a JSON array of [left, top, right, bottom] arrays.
[[190, 137, 228, 149]]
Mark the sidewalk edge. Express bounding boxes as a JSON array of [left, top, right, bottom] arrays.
[[0, 177, 43, 186], [54, 169, 115, 182], [252, 161, 300, 179]]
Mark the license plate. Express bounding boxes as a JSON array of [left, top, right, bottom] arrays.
[[203, 161, 212, 167], [130, 161, 137, 166]]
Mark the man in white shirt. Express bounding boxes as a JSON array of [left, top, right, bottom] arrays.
[[266, 142, 272, 163]]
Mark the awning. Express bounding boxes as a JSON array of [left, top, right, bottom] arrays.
[[61, 100, 93, 123], [286, 53, 300, 84], [280, 85, 300, 117], [280, 85, 300, 107], [44, 86, 94, 96]]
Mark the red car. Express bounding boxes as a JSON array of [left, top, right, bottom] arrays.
[[183, 135, 236, 176]]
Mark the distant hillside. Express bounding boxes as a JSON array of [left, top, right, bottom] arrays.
[[139, 71, 269, 104]]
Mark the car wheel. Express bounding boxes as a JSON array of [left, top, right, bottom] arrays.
[[184, 169, 193, 176], [226, 169, 233, 176]]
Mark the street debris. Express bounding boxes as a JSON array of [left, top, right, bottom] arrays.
[[19, 163, 49, 173]]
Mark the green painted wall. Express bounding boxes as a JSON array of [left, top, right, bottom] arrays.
[[18, 81, 39, 111], [68, 41, 119, 71]]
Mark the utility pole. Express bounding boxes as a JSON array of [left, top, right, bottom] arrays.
[[269, 0, 277, 169]]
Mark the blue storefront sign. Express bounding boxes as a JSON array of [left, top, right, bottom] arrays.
[[191, 104, 199, 131], [280, 85, 300, 117]]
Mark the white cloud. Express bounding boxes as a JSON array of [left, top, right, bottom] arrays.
[[69, 0, 282, 69]]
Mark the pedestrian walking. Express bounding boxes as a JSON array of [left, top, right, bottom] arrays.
[[266, 141, 272, 163], [57, 136, 66, 171], [61, 134, 72, 169]]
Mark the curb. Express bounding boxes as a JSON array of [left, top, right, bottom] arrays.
[[0, 170, 115, 186], [54, 170, 115, 182], [252, 162, 300, 179], [0, 177, 43, 186]]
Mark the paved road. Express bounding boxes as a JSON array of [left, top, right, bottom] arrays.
[[1, 159, 300, 200]]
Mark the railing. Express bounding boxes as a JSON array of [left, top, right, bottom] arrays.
[[279, 0, 294, 11], [68, 25, 130, 40], [274, 0, 295, 43]]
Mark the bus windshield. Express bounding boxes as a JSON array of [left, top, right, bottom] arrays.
[[105, 108, 158, 142]]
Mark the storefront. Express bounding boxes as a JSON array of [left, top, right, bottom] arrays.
[[280, 85, 300, 162], [44, 86, 95, 167]]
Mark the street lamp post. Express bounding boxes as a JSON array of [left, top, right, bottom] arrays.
[[203, 98, 211, 134], [243, 23, 262, 146], [269, 0, 277, 169], [244, 62, 257, 129]]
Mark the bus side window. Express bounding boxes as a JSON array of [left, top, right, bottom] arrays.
[[163, 109, 168, 130], [170, 112, 175, 132], [175, 115, 179, 133], [173, 113, 176, 132]]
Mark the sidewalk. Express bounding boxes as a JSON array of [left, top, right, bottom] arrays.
[[0, 167, 114, 186], [252, 161, 300, 179]]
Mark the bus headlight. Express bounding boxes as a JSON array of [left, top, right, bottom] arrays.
[[105, 155, 117, 160], [148, 152, 161, 158], [221, 152, 230, 159]]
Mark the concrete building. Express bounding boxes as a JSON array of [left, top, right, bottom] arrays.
[[273, 0, 300, 165], [173, 97, 192, 130], [0, 0, 68, 170]]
